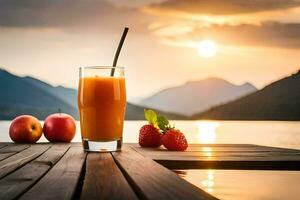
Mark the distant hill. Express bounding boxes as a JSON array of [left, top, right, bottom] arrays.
[[140, 78, 257, 116], [0, 68, 181, 120], [0, 69, 78, 120], [125, 103, 186, 120], [194, 71, 300, 120], [23, 76, 78, 108]]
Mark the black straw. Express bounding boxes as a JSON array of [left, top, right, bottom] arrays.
[[111, 27, 129, 76]]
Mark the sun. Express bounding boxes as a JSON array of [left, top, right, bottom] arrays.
[[197, 40, 217, 58]]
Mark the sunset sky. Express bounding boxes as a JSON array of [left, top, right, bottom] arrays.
[[0, 0, 300, 101]]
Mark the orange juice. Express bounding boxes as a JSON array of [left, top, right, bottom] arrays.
[[78, 76, 126, 141]]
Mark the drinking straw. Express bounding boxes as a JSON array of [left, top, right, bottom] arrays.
[[111, 27, 129, 76]]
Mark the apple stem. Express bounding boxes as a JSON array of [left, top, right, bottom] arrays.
[[58, 108, 61, 115]]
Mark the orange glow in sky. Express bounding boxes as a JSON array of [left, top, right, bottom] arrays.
[[0, 0, 300, 99]]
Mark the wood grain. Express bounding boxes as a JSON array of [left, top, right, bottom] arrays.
[[0, 144, 70, 200], [112, 146, 218, 200], [0, 144, 30, 161], [20, 146, 86, 200], [0, 143, 8, 150], [0, 143, 299, 199], [0, 144, 50, 179], [80, 153, 138, 200]]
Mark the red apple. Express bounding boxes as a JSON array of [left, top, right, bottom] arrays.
[[9, 115, 43, 143], [43, 113, 76, 142]]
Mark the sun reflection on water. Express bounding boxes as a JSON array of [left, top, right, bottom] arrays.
[[202, 147, 213, 158], [196, 121, 219, 143], [201, 170, 215, 194]]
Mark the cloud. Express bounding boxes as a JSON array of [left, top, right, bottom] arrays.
[[1, 0, 300, 49], [157, 21, 300, 49], [146, 0, 300, 15], [0, 0, 151, 31]]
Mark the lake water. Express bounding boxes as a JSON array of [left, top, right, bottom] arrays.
[[2, 120, 300, 149], [1, 120, 300, 199]]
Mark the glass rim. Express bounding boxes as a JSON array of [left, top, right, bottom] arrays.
[[79, 66, 125, 70]]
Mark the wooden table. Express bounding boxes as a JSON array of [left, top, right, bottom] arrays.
[[0, 143, 299, 200]]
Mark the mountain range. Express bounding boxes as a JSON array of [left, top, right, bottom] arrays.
[[0, 69, 78, 120], [194, 70, 300, 120], [1, 68, 299, 120], [139, 78, 257, 116], [0, 69, 182, 120]]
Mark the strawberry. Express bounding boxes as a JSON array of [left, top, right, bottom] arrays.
[[140, 109, 188, 150], [139, 124, 161, 147], [161, 129, 188, 151]]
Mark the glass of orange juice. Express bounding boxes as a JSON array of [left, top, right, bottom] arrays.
[[78, 66, 126, 152]]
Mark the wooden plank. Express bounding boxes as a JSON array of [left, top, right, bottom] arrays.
[[157, 160, 300, 170], [0, 144, 70, 200], [0, 144, 30, 161], [0, 144, 50, 179], [71, 143, 83, 147], [80, 153, 138, 200], [133, 150, 300, 157], [112, 146, 218, 200], [136, 152, 300, 159], [131, 143, 300, 153], [0, 143, 8, 150], [20, 146, 86, 200], [131, 144, 300, 170]]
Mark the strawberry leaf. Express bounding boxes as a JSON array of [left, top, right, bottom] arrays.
[[144, 109, 157, 125], [157, 115, 170, 132]]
